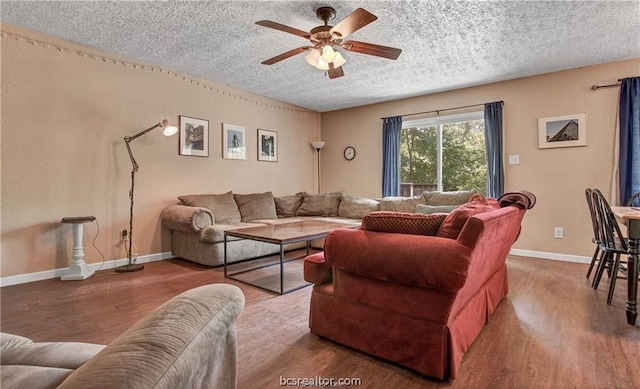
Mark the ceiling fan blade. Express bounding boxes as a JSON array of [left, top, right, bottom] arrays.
[[256, 20, 310, 39], [342, 41, 402, 60], [328, 62, 344, 79], [330, 8, 377, 38], [261, 46, 312, 65]]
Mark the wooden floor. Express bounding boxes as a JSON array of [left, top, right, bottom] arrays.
[[2, 255, 639, 388]]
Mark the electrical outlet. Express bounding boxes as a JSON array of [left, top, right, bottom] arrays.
[[121, 229, 128, 241], [554, 227, 564, 239]]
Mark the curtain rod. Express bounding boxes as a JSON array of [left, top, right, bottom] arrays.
[[381, 100, 503, 120], [591, 79, 623, 91]]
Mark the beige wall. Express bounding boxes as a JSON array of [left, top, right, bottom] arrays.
[[320, 58, 640, 258], [2, 23, 638, 280], [1, 24, 320, 278]]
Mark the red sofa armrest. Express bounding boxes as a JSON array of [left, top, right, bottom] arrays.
[[323, 229, 473, 293], [303, 252, 333, 285]]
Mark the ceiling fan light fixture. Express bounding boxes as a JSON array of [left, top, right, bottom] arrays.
[[333, 52, 346, 68], [305, 48, 321, 66], [321, 45, 336, 63], [315, 56, 330, 70]]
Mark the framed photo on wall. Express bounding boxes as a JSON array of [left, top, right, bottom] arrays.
[[179, 116, 209, 157], [257, 129, 277, 162], [537, 113, 587, 149], [222, 123, 246, 159]]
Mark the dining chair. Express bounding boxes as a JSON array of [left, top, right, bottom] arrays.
[[627, 191, 640, 207], [591, 189, 629, 304], [585, 189, 603, 279]]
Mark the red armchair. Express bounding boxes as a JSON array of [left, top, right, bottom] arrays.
[[303, 193, 534, 380]]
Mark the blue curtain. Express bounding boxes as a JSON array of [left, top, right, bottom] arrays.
[[382, 116, 402, 197], [484, 101, 504, 197], [619, 77, 640, 205]]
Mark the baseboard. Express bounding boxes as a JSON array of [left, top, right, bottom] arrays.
[[0, 252, 173, 287], [509, 249, 591, 264]]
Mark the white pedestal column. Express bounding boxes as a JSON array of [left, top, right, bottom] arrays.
[[61, 221, 95, 281]]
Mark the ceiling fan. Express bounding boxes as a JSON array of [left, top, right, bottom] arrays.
[[256, 6, 402, 79]]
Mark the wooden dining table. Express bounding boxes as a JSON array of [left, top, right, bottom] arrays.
[[611, 206, 640, 325]]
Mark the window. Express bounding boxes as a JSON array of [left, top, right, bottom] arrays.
[[400, 112, 487, 196]]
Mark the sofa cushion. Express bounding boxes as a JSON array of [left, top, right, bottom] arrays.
[[0, 340, 104, 369], [424, 190, 476, 205], [338, 194, 380, 219], [1, 333, 33, 352], [436, 194, 500, 239], [362, 211, 447, 236], [274, 192, 303, 218], [233, 192, 277, 222], [178, 192, 241, 224], [379, 195, 426, 212], [200, 222, 267, 244], [415, 204, 457, 214], [296, 191, 343, 217]]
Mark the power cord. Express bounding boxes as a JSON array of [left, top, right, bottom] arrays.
[[91, 218, 106, 272]]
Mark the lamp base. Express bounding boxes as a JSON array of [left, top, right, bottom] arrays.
[[115, 263, 144, 273]]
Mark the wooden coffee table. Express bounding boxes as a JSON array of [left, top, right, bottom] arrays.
[[224, 219, 360, 294]]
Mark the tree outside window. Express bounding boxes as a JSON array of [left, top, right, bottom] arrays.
[[401, 114, 487, 195]]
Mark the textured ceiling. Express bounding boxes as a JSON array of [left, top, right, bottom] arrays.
[[2, 1, 639, 112]]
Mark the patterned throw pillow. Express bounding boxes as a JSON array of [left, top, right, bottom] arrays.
[[362, 211, 447, 236], [436, 194, 500, 239]]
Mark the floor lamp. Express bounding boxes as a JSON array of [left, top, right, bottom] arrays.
[[311, 141, 325, 193], [117, 119, 178, 273]]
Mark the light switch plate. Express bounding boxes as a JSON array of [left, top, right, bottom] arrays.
[[508, 155, 520, 165]]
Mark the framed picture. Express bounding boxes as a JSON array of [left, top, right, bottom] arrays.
[[179, 116, 209, 157], [257, 129, 278, 162], [222, 123, 246, 160], [538, 113, 587, 149]]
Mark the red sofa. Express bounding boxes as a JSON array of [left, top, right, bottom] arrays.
[[303, 193, 534, 380]]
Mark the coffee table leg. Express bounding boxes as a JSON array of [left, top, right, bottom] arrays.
[[280, 244, 285, 295], [224, 234, 228, 278]]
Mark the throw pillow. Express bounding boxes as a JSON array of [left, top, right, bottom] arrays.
[[436, 194, 500, 239], [178, 191, 241, 224], [362, 211, 447, 236], [338, 194, 380, 219], [274, 192, 303, 218], [233, 192, 277, 221], [424, 190, 476, 206], [296, 191, 343, 217], [415, 204, 457, 214], [379, 195, 426, 212]]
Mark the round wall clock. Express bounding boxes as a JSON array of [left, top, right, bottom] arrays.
[[344, 146, 356, 161]]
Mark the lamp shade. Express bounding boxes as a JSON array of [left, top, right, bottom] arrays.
[[315, 57, 329, 71], [321, 45, 337, 63], [161, 119, 178, 136], [305, 49, 321, 67], [333, 52, 346, 69], [311, 141, 325, 150]]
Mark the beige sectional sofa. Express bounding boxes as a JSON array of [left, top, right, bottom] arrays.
[[160, 190, 475, 267]]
